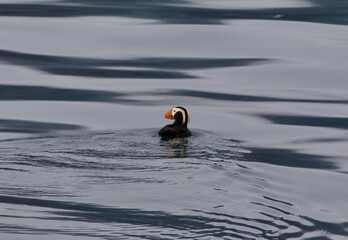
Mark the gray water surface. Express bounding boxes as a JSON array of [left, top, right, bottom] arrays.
[[1, 0, 348, 239]]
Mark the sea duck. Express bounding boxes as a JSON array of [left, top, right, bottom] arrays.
[[158, 106, 192, 138]]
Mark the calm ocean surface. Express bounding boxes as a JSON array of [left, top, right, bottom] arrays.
[[1, 1, 348, 239]]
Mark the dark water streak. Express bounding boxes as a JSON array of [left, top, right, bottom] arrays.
[[1, 195, 347, 239], [259, 114, 348, 131], [0, 119, 84, 134], [0, 85, 132, 103], [158, 89, 348, 104], [0, 0, 347, 25], [0, 49, 271, 79], [2, 85, 348, 107], [246, 147, 337, 170]]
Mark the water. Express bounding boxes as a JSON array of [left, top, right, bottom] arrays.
[[1, 0, 348, 239]]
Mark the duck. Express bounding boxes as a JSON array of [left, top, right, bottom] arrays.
[[158, 106, 192, 138]]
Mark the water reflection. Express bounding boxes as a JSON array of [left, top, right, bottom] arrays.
[[0, 0, 346, 25], [0, 49, 270, 79], [1, 130, 337, 171], [246, 147, 337, 170], [259, 114, 348, 131], [1, 130, 346, 239], [2, 85, 348, 106], [0, 84, 143, 104], [159, 138, 189, 158], [0, 1, 347, 239], [159, 89, 348, 104], [1, 195, 347, 239], [0, 119, 84, 134]]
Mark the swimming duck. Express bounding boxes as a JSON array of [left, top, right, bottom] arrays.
[[158, 106, 192, 138]]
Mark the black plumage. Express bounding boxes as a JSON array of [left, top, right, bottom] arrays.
[[158, 106, 192, 138]]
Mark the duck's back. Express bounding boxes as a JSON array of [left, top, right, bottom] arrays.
[[158, 124, 192, 138]]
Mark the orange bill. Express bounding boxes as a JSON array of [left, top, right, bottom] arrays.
[[165, 109, 174, 119]]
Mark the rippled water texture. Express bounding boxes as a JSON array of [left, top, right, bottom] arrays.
[[1, 0, 348, 239]]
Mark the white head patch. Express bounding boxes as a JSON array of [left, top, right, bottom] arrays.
[[171, 107, 190, 124]]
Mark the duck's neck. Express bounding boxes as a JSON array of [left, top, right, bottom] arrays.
[[173, 116, 187, 127]]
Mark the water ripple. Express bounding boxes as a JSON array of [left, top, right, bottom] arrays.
[[2, 85, 347, 107], [0, 49, 271, 79], [0, 119, 85, 134], [0, 130, 347, 239], [1, 195, 347, 239], [158, 89, 348, 104], [0, 129, 338, 171], [0, 0, 347, 25], [258, 114, 348, 131], [0, 85, 143, 104]]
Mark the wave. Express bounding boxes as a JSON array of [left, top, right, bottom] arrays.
[[258, 114, 348, 131], [0, 129, 346, 239], [0, 129, 338, 170], [2, 85, 348, 107], [0, 0, 347, 25], [0, 193, 347, 239], [0, 49, 272, 79], [0, 119, 85, 134]]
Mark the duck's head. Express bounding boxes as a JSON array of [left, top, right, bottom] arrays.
[[164, 106, 190, 126]]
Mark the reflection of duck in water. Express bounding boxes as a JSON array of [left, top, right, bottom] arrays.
[[158, 106, 192, 138], [160, 137, 189, 158]]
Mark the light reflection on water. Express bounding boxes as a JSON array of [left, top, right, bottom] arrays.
[[0, 0, 348, 239], [0, 130, 347, 239]]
